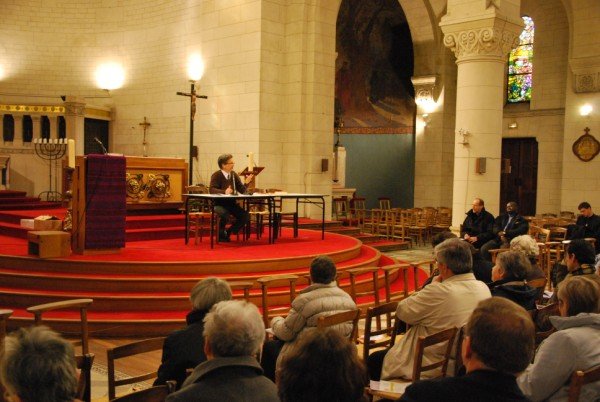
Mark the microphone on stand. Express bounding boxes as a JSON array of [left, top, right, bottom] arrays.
[[94, 137, 108, 154], [231, 172, 237, 195]]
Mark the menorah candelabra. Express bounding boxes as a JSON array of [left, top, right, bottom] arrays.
[[33, 138, 67, 202]]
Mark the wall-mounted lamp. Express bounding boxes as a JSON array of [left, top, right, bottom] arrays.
[[422, 113, 431, 127], [187, 54, 205, 82], [95, 62, 125, 91], [580, 104, 593, 117], [457, 128, 470, 145], [508, 122, 518, 129]]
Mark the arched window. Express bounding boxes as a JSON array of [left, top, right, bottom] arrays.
[[507, 16, 534, 103], [3, 115, 15, 142], [22, 115, 33, 143]]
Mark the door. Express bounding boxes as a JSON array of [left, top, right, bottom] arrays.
[[500, 138, 538, 216], [84, 118, 109, 155]]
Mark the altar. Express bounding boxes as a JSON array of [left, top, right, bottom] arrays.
[[125, 156, 187, 211]]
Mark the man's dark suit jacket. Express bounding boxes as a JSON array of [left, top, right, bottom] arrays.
[[492, 213, 529, 241], [400, 369, 531, 402], [574, 213, 600, 252]]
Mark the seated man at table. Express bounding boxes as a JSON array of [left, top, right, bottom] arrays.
[[209, 154, 251, 242], [400, 297, 534, 402]]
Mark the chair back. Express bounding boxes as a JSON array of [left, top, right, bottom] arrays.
[[333, 197, 350, 220], [27, 298, 93, 354], [453, 326, 466, 376], [107, 337, 166, 400], [567, 365, 600, 402], [256, 274, 299, 326], [316, 309, 360, 343], [527, 278, 547, 304], [381, 263, 416, 301], [361, 301, 399, 361], [75, 353, 95, 402], [227, 281, 254, 302], [111, 381, 177, 402], [378, 197, 391, 210], [412, 327, 458, 381], [346, 266, 381, 306]]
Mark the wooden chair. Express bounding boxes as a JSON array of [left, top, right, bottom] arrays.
[[367, 327, 458, 400], [489, 247, 510, 263], [111, 381, 176, 402], [527, 277, 548, 305], [378, 197, 392, 210], [75, 353, 95, 402], [227, 280, 254, 302], [430, 207, 452, 236], [567, 365, 600, 402], [316, 309, 360, 343], [27, 298, 93, 354], [333, 197, 351, 222], [107, 337, 166, 400], [359, 301, 399, 362], [346, 266, 381, 306], [186, 185, 212, 244], [0, 309, 12, 344], [560, 211, 576, 220], [267, 189, 299, 238], [256, 274, 299, 326], [381, 263, 420, 302], [453, 326, 466, 376]]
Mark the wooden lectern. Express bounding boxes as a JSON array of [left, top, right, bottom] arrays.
[[71, 155, 126, 254]]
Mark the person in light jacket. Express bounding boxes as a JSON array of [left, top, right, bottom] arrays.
[[261, 255, 357, 380], [378, 238, 491, 380], [518, 275, 600, 401]]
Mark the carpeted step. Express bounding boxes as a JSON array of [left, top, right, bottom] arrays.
[[369, 240, 411, 252], [326, 226, 362, 236], [125, 214, 185, 229], [0, 190, 27, 198], [0, 202, 62, 210], [0, 222, 28, 239], [0, 196, 42, 204], [353, 233, 382, 243]]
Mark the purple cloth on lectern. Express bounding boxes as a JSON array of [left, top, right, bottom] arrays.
[[85, 154, 126, 249]]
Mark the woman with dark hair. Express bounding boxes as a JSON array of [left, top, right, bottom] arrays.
[[518, 275, 600, 401], [278, 329, 368, 402]]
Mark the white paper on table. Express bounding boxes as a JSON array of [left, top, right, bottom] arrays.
[[369, 380, 410, 396]]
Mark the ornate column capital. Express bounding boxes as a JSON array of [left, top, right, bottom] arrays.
[[441, 21, 521, 62], [411, 75, 439, 105], [570, 56, 600, 93], [63, 96, 86, 117]]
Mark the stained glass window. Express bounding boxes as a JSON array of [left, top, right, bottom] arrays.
[[507, 16, 534, 103]]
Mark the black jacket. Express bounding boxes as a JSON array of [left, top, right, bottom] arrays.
[[489, 278, 538, 311], [574, 214, 600, 252], [461, 208, 495, 248], [400, 369, 531, 402], [155, 310, 208, 388], [492, 213, 529, 241]]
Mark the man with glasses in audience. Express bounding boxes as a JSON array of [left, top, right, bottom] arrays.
[[209, 154, 251, 242]]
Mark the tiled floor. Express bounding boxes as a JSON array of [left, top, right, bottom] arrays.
[[383, 244, 434, 264]]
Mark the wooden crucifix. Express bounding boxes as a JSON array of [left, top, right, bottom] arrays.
[[177, 82, 207, 185], [139, 117, 151, 157]]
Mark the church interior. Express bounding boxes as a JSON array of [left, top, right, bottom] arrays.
[[1, 0, 599, 400]]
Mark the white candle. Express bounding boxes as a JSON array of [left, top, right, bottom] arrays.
[[68, 139, 75, 168], [248, 151, 254, 172]]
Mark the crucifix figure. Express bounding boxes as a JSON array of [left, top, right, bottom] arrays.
[[177, 82, 208, 185], [139, 116, 151, 157]]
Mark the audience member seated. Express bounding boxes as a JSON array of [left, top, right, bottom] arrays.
[[423, 232, 493, 285], [369, 239, 491, 381], [480, 202, 529, 261], [261, 256, 356, 381], [551, 239, 597, 296], [0, 326, 78, 402], [277, 329, 367, 402], [489, 251, 538, 310], [518, 276, 600, 401], [568, 202, 600, 253], [166, 300, 279, 402], [510, 235, 546, 281], [155, 277, 232, 388], [461, 198, 495, 249], [400, 297, 534, 402]]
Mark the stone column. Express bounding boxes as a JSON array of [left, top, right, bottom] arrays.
[[440, 2, 522, 226], [63, 97, 86, 156], [31, 115, 41, 142], [13, 115, 23, 145]]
